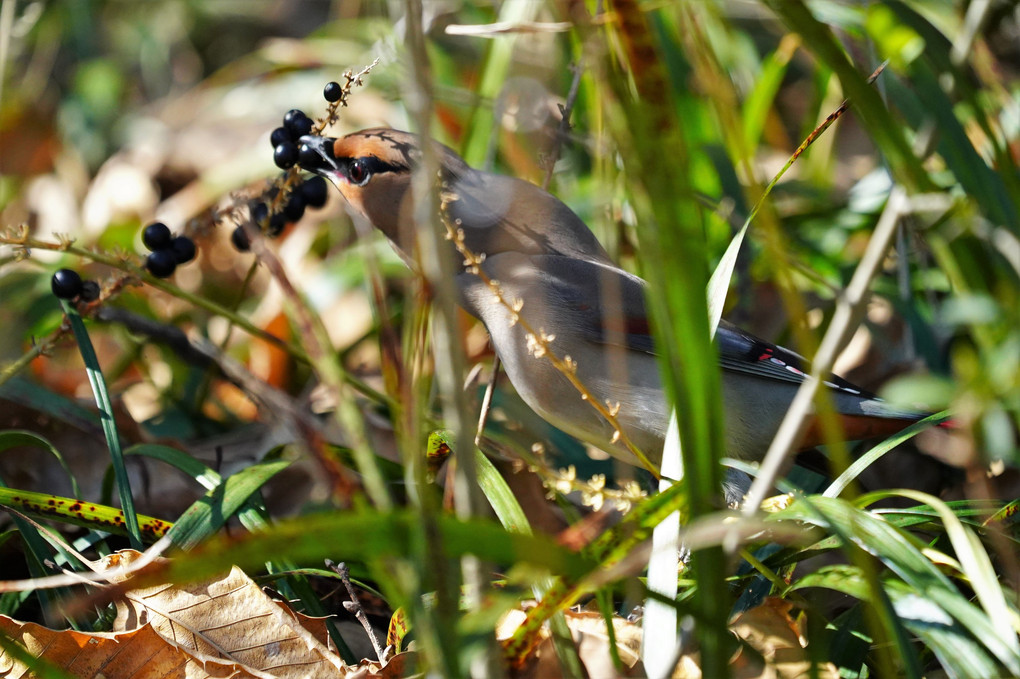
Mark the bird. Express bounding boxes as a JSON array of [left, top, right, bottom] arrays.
[[295, 128, 929, 486]]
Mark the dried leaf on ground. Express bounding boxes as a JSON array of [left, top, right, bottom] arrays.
[[0, 616, 268, 679], [498, 608, 644, 678], [730, 598, 838, 679], [106, 549, 349, 678]]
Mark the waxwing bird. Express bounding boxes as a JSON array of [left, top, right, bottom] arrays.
[[296, 128, 929, 474]]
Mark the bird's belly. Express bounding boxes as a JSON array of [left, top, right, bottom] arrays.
[[719, 374, 799, 461], [494, 330, 670, 464], [504, 350, 800, 465]]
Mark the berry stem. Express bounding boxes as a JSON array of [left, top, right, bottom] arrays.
[[0, 333, 66, 389], [0, 233, 391, 408]]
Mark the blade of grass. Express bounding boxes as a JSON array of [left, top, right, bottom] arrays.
[[823, 411, 950, 498], [0, 627, 77, 679], [763, 0, 932, 192], [166, 459, 292, 550], [458, 0, 540, 167], [791, 566, 1002, 678], [469, 437, 584, 677], [596, 2, 729, 674], [61, 301, 142, 550], [123, 447, 357, 662], [108, 510, 595, 595], [0, 430, 81, 498], [863, 489, 1020, 649], [776, 495, 922, 676]]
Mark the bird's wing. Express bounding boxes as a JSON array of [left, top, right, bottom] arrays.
[[506, 255, 926, 432], [518, 256, 930, 411], [524, 255, 658, 354], [714, 320, 878, 398], [536, 256, 886, 395], [446, 172, 616, 264]]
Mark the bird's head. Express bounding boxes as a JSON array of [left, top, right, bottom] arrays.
[[299, 127, 613, 267], [298, 128, 466, 253]]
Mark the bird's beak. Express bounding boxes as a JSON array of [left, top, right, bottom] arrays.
[[297, 135, 341, 177]]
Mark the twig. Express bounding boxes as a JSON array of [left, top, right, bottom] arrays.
[[474, 360, 500, 446], [738, 187, 911, 518], [326, 560, 386, 662], [541, 61, 585, 192], [445, 21, 571, 37], [0, 331, 66, 389], [245, 227, 392, 510], [475, 59, 587, 446]]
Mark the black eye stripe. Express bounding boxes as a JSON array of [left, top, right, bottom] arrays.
[[344, 156, 408, 181]]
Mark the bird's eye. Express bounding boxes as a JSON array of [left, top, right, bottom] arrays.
[[348, 159, 371, 186]]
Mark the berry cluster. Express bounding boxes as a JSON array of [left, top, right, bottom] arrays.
[[269, 80, 341, 171], [51, 269, 100, 301], [230, 174, 328, 252], [229, 81, 341, 251], [142, 222, 197, 278], [271, 109, 314, 170]]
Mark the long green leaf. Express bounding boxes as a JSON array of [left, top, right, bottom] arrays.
[[0, 430, 81, 498], [166, 459, 292, 550], [791, 566, 1002, 679], [0, 486, 170, 540], [61, 302, 142, 549], [127, 509, 594, 589], [779, 496, 1020, 674]]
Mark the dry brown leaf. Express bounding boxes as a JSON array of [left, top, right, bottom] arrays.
[[730, 598, 838, 679], [498, 599, 840, 678], [0, 615, 269, 679], [104, 550, 349, 678], [498, 608, 645, 678]]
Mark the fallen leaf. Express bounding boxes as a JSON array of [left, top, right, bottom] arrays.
[[0, 615, 269, 679], [498, 608, 645, 678], [730, 598, 838, 679], [106, 550, 349, 678]]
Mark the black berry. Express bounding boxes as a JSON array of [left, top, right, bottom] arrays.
[[323, 81, 342, 102], [231, 226, 251, 252], [146, 250, 177, 278], [142, 222, 173, 251], [270, 126, 291, 147], [171, 236, 196, 264], [274, 142, 298, 169], [251, 202, 270, 228], [283, 190, 306, 222], [80, 280, 101, 302], [298, 142, 322, 168], [51, 269, 83, 299], [301, 176, 328, 208], [268, 212, 287, 237], [283, 110, 312, 138]]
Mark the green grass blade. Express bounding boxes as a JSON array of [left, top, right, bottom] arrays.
[[166, 459, 292, 551], [468, 435, 584, 677], [764, 0, 931, 192], [60, 301, 142, 549], [868, 490, 1020, 659], [781, 495, 1020, 673], [126, 510, 594, 590], [823, 411, 951, 498], [123, 443, 223, 491], [0, 430, 81, 498], [775, 496, 923, 676], [791, 566, 1002, 678]]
